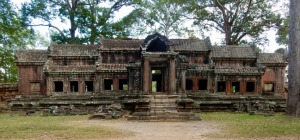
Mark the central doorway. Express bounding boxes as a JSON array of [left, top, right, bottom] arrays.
[[151, 69, 163, 93]]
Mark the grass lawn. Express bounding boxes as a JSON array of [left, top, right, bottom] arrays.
[[0, 112, 299, 139], [201, 112, 300, 139], [0, 113, 133, 139]]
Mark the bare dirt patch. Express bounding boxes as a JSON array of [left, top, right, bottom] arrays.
[[75, 118, 300, 140], [77, 119, 221, 140]]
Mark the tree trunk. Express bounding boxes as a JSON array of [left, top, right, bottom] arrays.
[[287, 0, 300, 116]]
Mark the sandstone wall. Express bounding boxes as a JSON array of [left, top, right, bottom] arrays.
[[0, 83, 18, 101]]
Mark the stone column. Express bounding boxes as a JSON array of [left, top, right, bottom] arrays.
[[181, 70, 186, 93], [143, 57, 150, 94], [207, 73, 211, 93], [226, 80, 231, 95], [169, 58, 176, 94], [46, 76, 51, 96], [214, 76, 218, 93], [113, 78, 118, 92], [128, 70, 133, 93], [78, 80, 83, 94]]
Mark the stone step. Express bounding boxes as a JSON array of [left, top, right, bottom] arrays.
[[127, 114, 202, 121]]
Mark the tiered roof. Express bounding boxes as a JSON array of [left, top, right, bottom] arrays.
[[97, 64, 127, 72], [214, 68, 263, 75], [173, 39, 211, 51], [50, 44, 98, 56], [46, 65, 96, 73], [15, 50, 48, 65], [211, 46, 256, 60], [258, 53, 286, 64], [101, 39, 143, 51]]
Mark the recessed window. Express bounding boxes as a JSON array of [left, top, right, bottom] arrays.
[[246, 82, 255, 92], [232, 82, 240, 92], [85, 81, 93, 92], [218, 82, 226, 92], [70, 81, 78, 92], [264, 83, 274, 92], [30, 82, 40, 92], [119, 79, 128, 90], [54, 81, 63, 92], [104, 79, 113, 90], [198, 80, 207, 90], [186, 79, 193, 90]]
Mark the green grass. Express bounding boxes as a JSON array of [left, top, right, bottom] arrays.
[[0, 114, 133, 139], [201, 112, 300, 139]]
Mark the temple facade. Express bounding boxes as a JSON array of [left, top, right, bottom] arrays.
[[15, 33, 287, 97]]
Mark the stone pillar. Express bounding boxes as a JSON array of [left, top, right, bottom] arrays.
[[181, 70, 186, 93], [64, 76, 68, 93], [46, 76, 51, 96], [113, 78, 118, 92], [214, 76, 218, 93], [78, 80, 83, 94], [169, 58, 176, 94], [226, 81, 231, 95], [207, 73, 211, 93], [143, 57, 150, 94], [128, 70, 133, 93]]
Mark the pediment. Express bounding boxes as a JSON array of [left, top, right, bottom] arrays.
[[141, 32, 173, 52]]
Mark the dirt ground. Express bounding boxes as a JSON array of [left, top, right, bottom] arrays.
[[86, 119, 298, 140]]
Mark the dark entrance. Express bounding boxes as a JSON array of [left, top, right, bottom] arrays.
[[152, 69, 163, 92], [232, 82, 240, 92], [198, 80, 207, 90], [246, 82, 255, 92], [218, 82, 226, 92], [70, 81, 78, 92], [54, 81, 63, 92]]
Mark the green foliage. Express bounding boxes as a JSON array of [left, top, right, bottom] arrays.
[[0, 0, 36, 83], [176, 0, 282, 45], [123, 0, 192, 38], [202, 112, 300, 138], [275, 2, 289, 46], [21, 0, 140, 44], [1, 0, 35, 48], [0, 48, 17, 83], [276, 18, 289, 46]]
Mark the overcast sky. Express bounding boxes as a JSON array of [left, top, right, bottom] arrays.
[[12, 0, 286, 52]]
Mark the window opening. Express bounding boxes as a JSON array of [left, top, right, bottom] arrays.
[[264, 83, 274, 92], [54, 81, 63, 92], [232, 82, 240, 92], [104, 79, 113, 90], [30, 82, 40, 92], [198, 80, 207, 90], [186, 79, 193, 90], [119, 79, 128, 90], [70, 81, 78, 92], [218, 82, 226, 92], [246, 82, 255, 92], [85, 81, 93, 92]]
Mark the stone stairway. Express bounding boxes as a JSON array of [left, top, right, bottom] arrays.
[[127, 95, 202, 121]]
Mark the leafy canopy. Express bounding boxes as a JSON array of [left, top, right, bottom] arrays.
[[176, 0, 282, 45]]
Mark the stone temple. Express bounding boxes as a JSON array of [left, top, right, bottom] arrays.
[[12, 32, 287, 120]]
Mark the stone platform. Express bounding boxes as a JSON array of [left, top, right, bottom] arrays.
[[127, 95, 202, 121]]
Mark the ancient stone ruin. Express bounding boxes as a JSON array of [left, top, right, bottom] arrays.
[[2, 32, 287, 121]]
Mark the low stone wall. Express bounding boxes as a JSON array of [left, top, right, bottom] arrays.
[[0, 83, 18, 101]]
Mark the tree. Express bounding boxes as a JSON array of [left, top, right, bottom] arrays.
[[287, 0, 300, 116], [276, 2, 289, 46], [0, 0, 36, 83], [21, 0, 139, 44], [177, 0, 282, 45], [122, 0, 191, 38]]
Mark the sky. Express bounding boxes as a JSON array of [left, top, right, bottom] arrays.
[[12, 0, 286, 52]]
